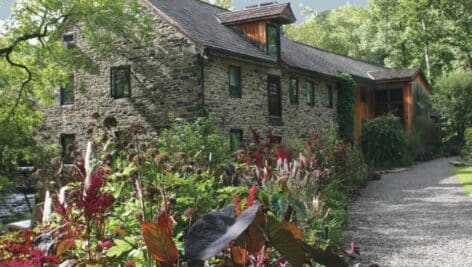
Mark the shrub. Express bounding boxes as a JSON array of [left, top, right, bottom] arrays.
[[337, 73, 356, 141], [361, 115, 411, 168], [432, 70, 472, 141], [158, 118, 230, 166], [413, 117, 443, 160], [462, 127, 472, 162], [6, 117, 364, 266]]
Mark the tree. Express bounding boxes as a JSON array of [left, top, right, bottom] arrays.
[[0, 0, 153, 184], [285, 5, 371, 61], [285, 0, 472, 82], [432, 70, 472, 141]]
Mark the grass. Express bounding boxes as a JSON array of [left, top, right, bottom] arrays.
[[452, 166, 472, 194]]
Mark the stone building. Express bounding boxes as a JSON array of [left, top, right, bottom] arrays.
[[39, 0, 430, 153]]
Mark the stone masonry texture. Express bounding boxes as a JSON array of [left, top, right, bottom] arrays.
[[38, 8, 338, 150]]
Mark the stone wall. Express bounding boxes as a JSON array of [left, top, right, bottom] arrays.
[[203, 55, 337, 141], [37, 13, 203, 148], [38, 12, 338, 151]]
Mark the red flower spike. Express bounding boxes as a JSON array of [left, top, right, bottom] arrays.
[[80, 168, 114, 220], [275, 147, 292, 163]]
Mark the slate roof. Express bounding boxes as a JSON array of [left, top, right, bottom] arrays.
[[281, 37, 388, 79], [146, 0, 419, 82], [217, 3, 296, 25], [368, 69, 419, 81], [147, 0, 275, 62]]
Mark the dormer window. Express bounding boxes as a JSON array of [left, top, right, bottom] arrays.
[[267, 24, 280, 59], [217, 3, 295, 60]]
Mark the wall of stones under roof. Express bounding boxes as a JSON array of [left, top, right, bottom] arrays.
[[203, 55, 337, 141], [37, 13, 203, 149]]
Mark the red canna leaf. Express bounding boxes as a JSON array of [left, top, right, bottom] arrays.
[[231, 245, 248, 267], [266, 217, 306, 267], [157, 210, 173, 234], [141, 221, 179, 265], [56, 239, 76, 257]]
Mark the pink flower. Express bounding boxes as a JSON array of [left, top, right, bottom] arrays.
[[98, 239, 114, 250]]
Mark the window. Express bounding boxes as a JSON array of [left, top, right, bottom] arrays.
[[229, 66, 241, 97], [268, 75, 282, 117], [60, 76, 74, 105], [60, 134, 75, 164], [306, 81, 315, 106], [266, 24, 280, 59], [360, 87, 367, 103], [230, 129, 243, 151], [375, 88, 404, 119], [289, 78, 299, 104], [62, 33, 75, 49], [111, 66, 131, 98], [325, 86, 334, 108]]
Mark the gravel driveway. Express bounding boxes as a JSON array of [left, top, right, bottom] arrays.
[[344, 157, 472, 266]]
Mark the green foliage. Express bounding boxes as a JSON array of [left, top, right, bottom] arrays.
[[432, 70, 472, 141], [0, 0, 153, 185], [158, 118, 230, 166], [453, 166, 472, 194], [285, 5, 370, 60], [413, 117, 443, 160], [462, 128, 472, 162], [361, 115, 411, 168], [337, 73, 356, 141], [285, 0, 472, 82]]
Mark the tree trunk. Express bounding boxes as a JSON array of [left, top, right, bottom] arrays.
[[402, 42, 408, 67], [421, 19, 432, 80]]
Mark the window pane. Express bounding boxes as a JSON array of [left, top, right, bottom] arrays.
[[60, 76, 74, 105], [360, 87, 367, 103], [268, 76, 281, 117], [326, 86, 334, 108], [111, 67, 130, 98], [229, 66, 241, 97], [230, 129, 242, 151], [267, 25, 279, 59], [289, 78, 298, 104], [389, 88, 403, 102], [61, 134, 75, 164], [306, 81, 314, 105]]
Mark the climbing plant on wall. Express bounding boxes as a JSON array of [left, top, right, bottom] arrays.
[[337, 73, 356, 141]]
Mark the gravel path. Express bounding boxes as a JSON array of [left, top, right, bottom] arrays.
[[344, 157, 472, 266]]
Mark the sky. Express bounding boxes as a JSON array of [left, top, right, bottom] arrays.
[[234, 0, 367, 20], [0, 0, 368, 21]]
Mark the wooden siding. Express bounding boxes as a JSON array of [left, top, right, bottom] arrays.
[[354, 85, 375, 142], [234, 21, 267, 46], [403, 84, 413, 132]]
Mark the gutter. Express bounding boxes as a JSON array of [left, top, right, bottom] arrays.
[[205, 46, 276, 65]]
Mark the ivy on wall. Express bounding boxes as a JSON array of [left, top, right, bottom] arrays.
[[337, 73, 356, 141]]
